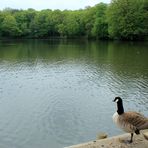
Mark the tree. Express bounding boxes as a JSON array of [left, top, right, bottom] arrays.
[[46, 10, 64, 36], [57, 24, 66, 37], [91, 3, 108, 39], [14, 11, 30, 36], [30, 11, 49, 37], [107, 0, 148, 40], [0, 1, 147, 40], [82, 7, 96, 38], [0, 12, 5, 37], [25, 9, 37, 37], [62, 12, 80, 37], [1, 14, 21, 37]]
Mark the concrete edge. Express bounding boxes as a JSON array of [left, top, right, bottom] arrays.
[[65, 129, 148, 148]]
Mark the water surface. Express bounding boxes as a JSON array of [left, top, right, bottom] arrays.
[[0, 40, 148, 148]]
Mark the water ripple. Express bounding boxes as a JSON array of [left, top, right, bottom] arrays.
[[0, 40, 148, 148]]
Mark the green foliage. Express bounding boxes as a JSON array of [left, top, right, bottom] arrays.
[[107, 0, 148, 40], [30, 11, 49, 37], [60, 12, 81, 37], [92, 3, 108, 39], [1, 14, 21, 37], [14, 11, 30, 36], [0, 1, 147, 40]]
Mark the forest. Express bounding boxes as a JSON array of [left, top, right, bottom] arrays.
[[0, 0, 147, 40]]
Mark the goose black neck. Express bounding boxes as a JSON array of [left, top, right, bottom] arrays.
[[117, 101, 124, 115]]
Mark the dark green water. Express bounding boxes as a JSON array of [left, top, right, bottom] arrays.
[[0, 40, 148, 148]]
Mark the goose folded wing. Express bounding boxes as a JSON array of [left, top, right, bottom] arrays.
[[123, 112, 148, 130]]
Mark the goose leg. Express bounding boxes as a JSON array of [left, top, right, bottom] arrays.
[[129, 133, 133, 143]]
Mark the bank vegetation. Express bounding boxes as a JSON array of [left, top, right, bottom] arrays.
[[0, 0, 147, 40]]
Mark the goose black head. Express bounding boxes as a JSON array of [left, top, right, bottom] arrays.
[[113, 97, 124, 115], [113, 97, 122, 103]]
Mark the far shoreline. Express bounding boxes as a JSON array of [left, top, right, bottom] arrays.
[[0, 36, 148, 42]]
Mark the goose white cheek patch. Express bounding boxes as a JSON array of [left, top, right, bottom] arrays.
[[115, 99, 119, 103]]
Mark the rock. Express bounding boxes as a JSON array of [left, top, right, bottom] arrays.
[[97, 132, 108, 140]]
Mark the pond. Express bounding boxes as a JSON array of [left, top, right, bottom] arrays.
[[0, 39, 148, 148]]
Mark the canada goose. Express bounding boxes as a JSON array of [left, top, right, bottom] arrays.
[[113, 97, 148, 143]]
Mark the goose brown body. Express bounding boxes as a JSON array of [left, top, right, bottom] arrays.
[[113, 111, 148, 133]]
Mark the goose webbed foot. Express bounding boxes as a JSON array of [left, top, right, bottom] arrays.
[[128, 139, 133, 143], [122, 139, 133, 144], [126, 133, 133, 144], [119, 133, 133, 144]]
